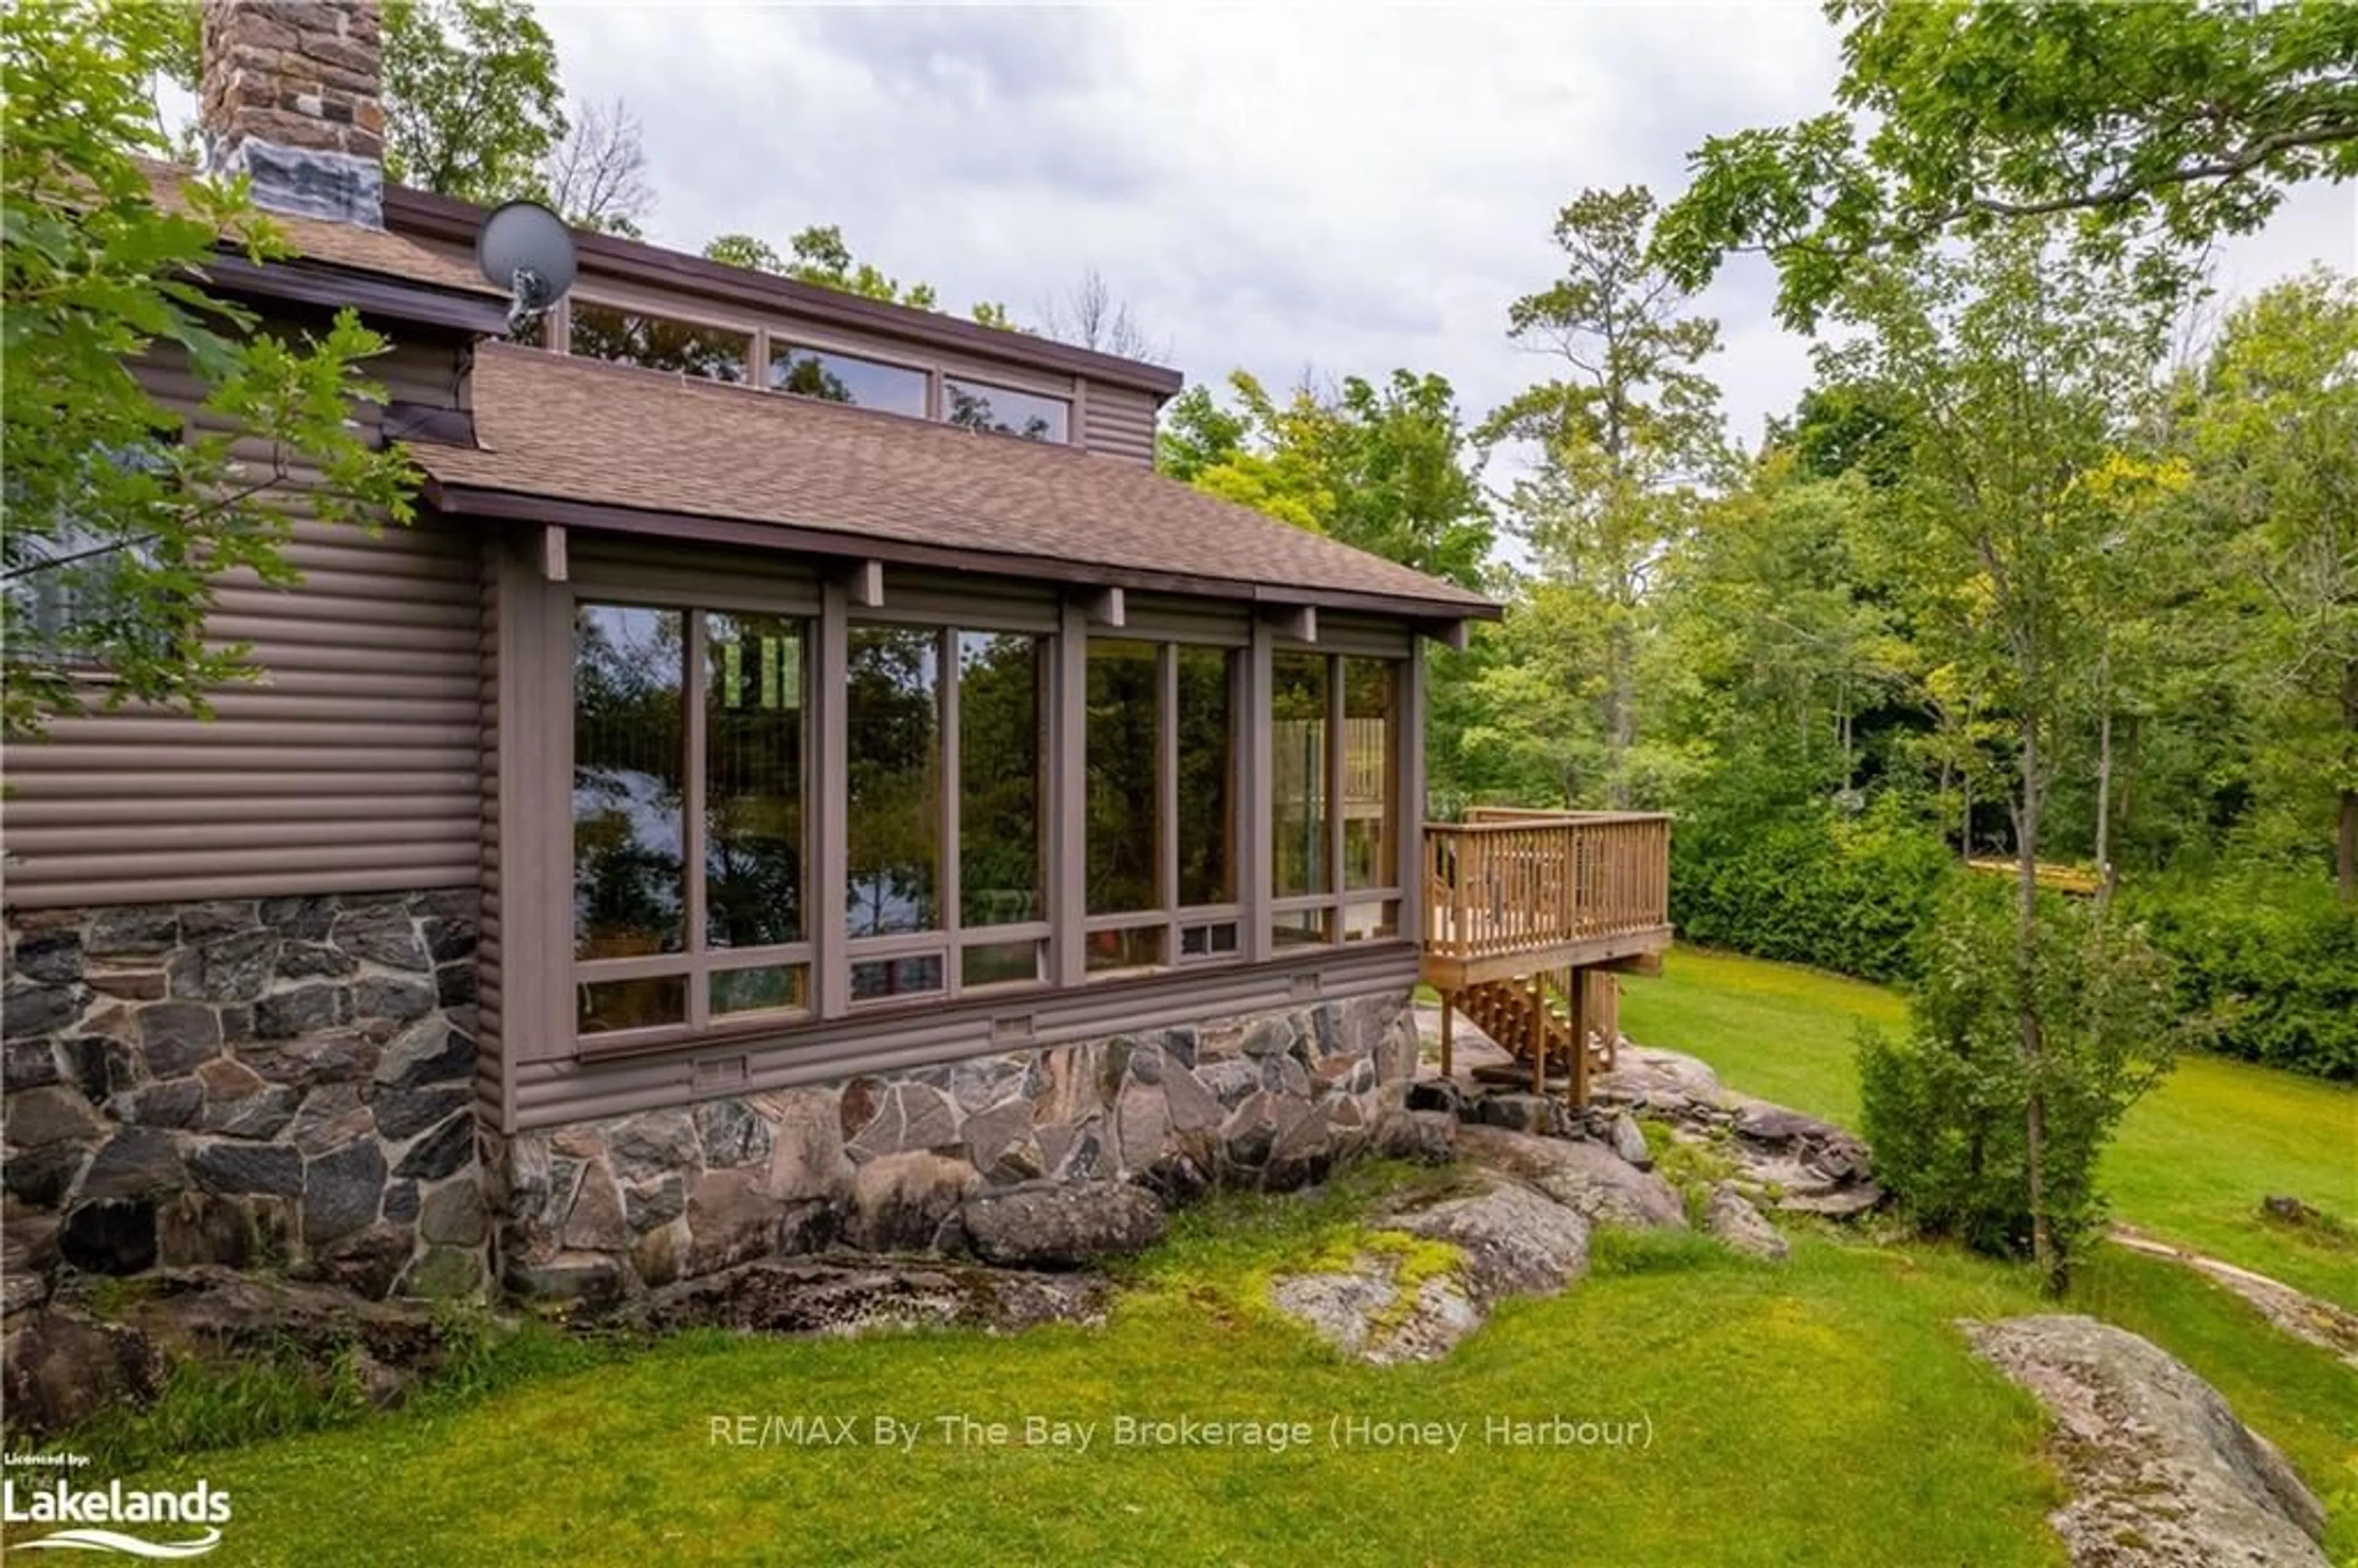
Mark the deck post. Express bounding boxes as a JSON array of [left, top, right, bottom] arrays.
[[1438, 992, 1453, 1079], [1529, 975, 1546, 1095]]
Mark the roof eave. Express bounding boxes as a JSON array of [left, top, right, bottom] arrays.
[[422, 478, 1502, 624], [204, 251, 511, 336]]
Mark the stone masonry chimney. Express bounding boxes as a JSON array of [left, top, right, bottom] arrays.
[[198, 0, 385, 227]]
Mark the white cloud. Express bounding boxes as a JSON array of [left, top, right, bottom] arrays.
[[533, 2, 2357, 451]]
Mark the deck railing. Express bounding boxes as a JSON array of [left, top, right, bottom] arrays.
[[1422, 809, 1672, 963]]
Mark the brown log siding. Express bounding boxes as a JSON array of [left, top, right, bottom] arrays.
[[1081, 380, 1160, 467], [1, 339, 484, 910]]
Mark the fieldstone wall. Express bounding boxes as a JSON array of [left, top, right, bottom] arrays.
[[490, 991, 1424, 1308], [1, 891, 486, 1313]]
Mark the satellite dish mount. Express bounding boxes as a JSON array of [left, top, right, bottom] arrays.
[[475, 200, 578, 339]]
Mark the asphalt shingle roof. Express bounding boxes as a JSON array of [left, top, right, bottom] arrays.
[[142, 160, 500, 299], [417, 345, 1499, 617]]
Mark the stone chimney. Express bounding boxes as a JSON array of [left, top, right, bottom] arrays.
[[198, 0, 385, 227]]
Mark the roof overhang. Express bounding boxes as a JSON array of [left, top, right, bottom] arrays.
[[203, 252, 512, 337], [424, 478, 1503, 629]]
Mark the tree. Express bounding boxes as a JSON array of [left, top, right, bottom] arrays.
[[538, 96, 652, 238], [698, 225, 943, 311], [1484, 185, 1726, 808], [2184, 271, 2358, 901], [701, 233, 781, 273], [1657, 0, 2358, 329], [1861, 880, 2179, 1266], [1037, 267, 1166, 361], [382, 0, 566, 204], [1665, 456, 1903, 806], [2, 0, 413, 737], [1157, 370, 1494, 588], [1828, 223, 2174, 1283]]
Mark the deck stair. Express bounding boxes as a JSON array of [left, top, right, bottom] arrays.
[[1449, 969, 1619, 1102]]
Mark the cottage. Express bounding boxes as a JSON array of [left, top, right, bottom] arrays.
[[1, 0, 1670, 1307]]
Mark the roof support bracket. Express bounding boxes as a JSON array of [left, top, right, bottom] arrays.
[[1263, 603, 1317, 643], [1082, 584, 1126, 627], [841, 558, 885, 608], [1422, 619, 1470, 651], [531, 522, 567, 583]]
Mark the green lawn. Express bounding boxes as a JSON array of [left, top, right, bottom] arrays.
[[23, 1163, 2356, 1567], [1621, 946, 2358, 1311], [19, 1173, 2083, 1568]]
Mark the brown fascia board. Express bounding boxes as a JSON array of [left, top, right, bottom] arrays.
[[382, 184, 1188, 402], [424, 478, 1504, 626], [203, 251, 514, 338]]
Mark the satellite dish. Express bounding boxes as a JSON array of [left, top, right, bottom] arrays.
[[475, 200, 577, 338]]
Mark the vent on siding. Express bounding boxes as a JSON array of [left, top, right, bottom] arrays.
[[991, 1014, 1037, 1047]]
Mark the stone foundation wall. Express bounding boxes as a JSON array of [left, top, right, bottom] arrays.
[[2, 891, 486, 1312], [491, 991, 1423, 1308]]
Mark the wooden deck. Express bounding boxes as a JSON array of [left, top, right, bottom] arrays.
[[1420, 809, 1673, 989], [1420, 808, 1674, 1106]]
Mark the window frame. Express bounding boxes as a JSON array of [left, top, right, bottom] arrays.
[[1266, 650, 1406, 952], [2, 437, 181, 677], [541, 562, 1422, 1061], [841, 617, 1055, 1012], [561, 296, 754, 384], [1080, 636, 1247, 982], [569, 600, 817, 1048], [765, 336, 935, 421], [940, 374, 1074, 444]]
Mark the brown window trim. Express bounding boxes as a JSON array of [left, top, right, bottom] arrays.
[[572, 937, 1422, 1065]]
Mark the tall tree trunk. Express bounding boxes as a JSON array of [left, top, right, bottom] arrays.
[[1839, 676, 1856, 796], [2015, 712, 2055, 1289], [2095, 647, 2115, 914], [1605, 618, 1636, 810], [2340, 658, 2357, 907]]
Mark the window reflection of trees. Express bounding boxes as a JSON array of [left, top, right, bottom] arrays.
[[769, 346, 928, 417], [706, 615, 805, 948], [846, 626, 941, 937], [1086, 641, 1160, 915], [959, 632, 1044, 928], [944, 378, 1068, 442], [569, 303, 749, 382], [1177, 648, 1236, 906], [574, 606, 685, 1003]]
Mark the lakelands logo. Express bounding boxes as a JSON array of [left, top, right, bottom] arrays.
[[2, 1473, 232, 1558]]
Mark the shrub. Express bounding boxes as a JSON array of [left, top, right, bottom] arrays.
[[2124, 870, 2358, 1081], [1858, 880, 2180, 1279], [1671, 795, 1955, 982]]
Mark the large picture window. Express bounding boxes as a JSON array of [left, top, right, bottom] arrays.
[[847, 623, 1050, 1004], [573, 604, 812, 1038], [1084, 638, 1242, 977]]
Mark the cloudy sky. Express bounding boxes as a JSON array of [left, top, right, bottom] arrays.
[[539, 4, 2356, 452]]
